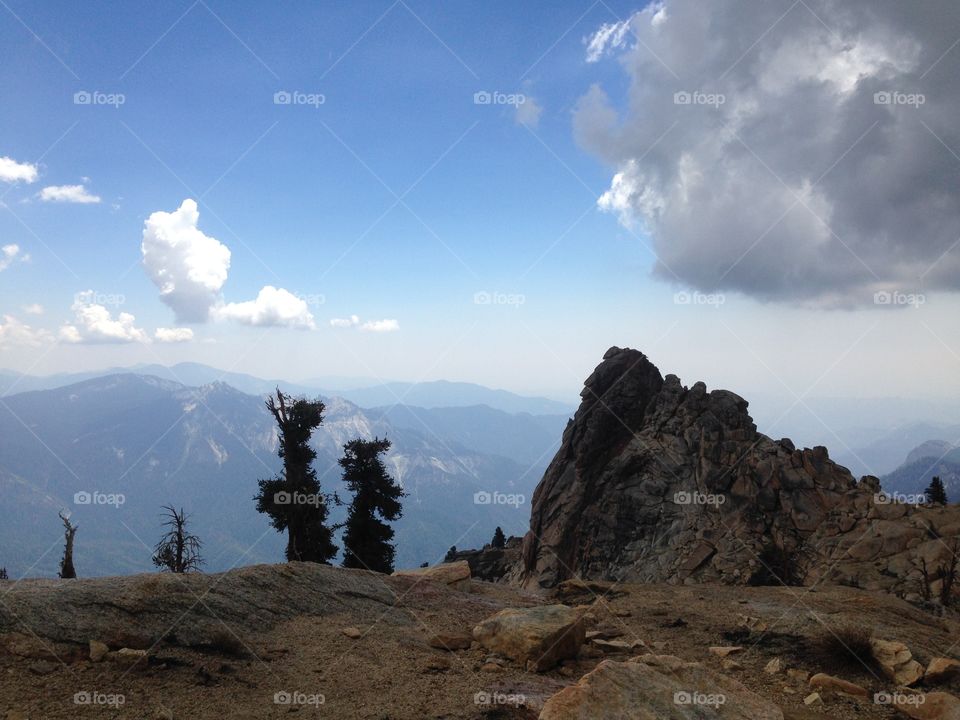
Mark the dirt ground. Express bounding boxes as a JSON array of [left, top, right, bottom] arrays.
[[2, 576, 959, 719]]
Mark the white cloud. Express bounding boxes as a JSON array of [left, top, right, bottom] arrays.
[[585, 19, 632, 62], [330, 315, 360, 328], [22, 303, 44, 316], [60, 291, 149, 344], [0, 315, 51, 348], [329, 315, 398, 332], [515, 97, 543, 127], [215, 286, 315, 329], [0, 156, 38, 183], [360, 319, 399, 333], [0, 244, 20, 272], [141, 199, 231, 323], [155, 327, 194, 343], [39, 184, 101, 204]]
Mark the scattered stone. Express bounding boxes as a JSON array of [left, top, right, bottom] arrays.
[[738, 615, 768, 633], [89, 639, 109, 662], [421, 656, 451, 674], [787, 669, 810, 684], [709, 646, 743, 658], [926, 658, 960, 685], [539, 658, 784, 720], [591, 639, 634, 653], [764, 658, 782, 674], [472, 604, 586, 672], [871, 638, 924, 686], [612, 609, 631, 617], [809, 673, 868, 698], [392, 561, 471, 590], [553, 579, 627, 603], [480, 662, 504, 673], [341, 627, 362, 640], [27, 660, 57, 675], [803, 692, 822, 706], [586, 628, 625, 641], [722, 658, 744, 671], [894, 692, 960, 720], [426, 633, 471, 650]]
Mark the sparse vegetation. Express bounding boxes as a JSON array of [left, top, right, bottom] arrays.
[[0, 567, 7, 580], [919, 539, 959, 607], [152, 505, 204, 573], [748, 539, 806, 587], [254, 389, 337, 564], [340, 437, 405, 574], [806, 625, 878, 676], [58, 510, 77, 579], [204, 629, 248, 658]]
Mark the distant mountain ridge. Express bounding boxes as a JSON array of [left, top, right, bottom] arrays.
[[881, 440, 960, 500]]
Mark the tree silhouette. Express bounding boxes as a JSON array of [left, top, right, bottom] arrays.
[[0, 568, 8, 580], [926, 476, 948, 505], [340, 437, 405, 573], [255, 389, 336, 563], [444, 546, 457, 563], [491, 526, 506, 549], [153, 505, 204, 573], [58, 511, 77, 579]]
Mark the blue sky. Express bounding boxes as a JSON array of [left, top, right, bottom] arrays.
[[1, 0, 959, 409]]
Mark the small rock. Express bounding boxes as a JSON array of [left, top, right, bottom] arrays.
[[787, 669, 810, 683], [925, 658, 960, 685], [764, 658, 782, 674], [722, 658, 744, 671], [895, 691, 960, 720], [89, 640, 109, 663], [341, 627, 362, 640], [155, 706, 174, 720], [612, 609, 631, 617], [591, 639, 634, 653], [6, 712, 29, 720], [480, 662, 504, 673], [27, 660, 57, 675], [586, 628, 625, 641], [738, 615, 768, 633], [871, 638, 924, 686], [652, 641, 667, 651], [709, 646, 743, 658], [809, 672, 868, 697], [421, 657, 451, 673], [473, 604, 586, 672], [803, 692, 822, 706]]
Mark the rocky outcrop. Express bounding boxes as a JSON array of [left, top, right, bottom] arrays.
[[472, 604, 586, 671], [447, 537, 522, 581], [392, 560, 471, 589], [518, 347, 960, 595]]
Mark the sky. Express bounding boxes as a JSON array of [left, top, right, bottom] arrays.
[[1, 0, 959, 411]]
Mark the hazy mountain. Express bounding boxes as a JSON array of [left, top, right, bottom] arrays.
[[833, 422, 960, 479], [0, 375, 545, 578], [881, 442, 960, 500]]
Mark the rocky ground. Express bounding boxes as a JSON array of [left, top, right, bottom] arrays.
[[3, 563, 960, 719]]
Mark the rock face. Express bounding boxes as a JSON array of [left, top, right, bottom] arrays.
[[472, 604, 586, 672], [518, 347, 960, 593], [539, 656, 784, 720], [392, 560, 471, 589]]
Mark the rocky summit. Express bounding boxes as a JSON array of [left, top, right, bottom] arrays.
[[518, 347, 960, 597]]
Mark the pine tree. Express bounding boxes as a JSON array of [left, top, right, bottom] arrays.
[[444, 546, 457, 562], [340, 437, 405, 573], [926, 476, 948, 505], [153, 505, 204, 573], [58, 511, 77, 579], [0, 568, 8, 580], [491, 526, 506, 549], [255, 389, 337, 563]]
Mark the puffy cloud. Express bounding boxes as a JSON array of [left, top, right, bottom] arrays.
[[215, 286, 315, 329], [329, 315, 399, 332], [578, 0, 960, 305], [39, 184, 101, 204], [0, 156, 38, 183], [0, 244, 20, 272], [330, 315, 360, 328], [60, 291, 149, 344], [0, 315, 51, 348], [141, 199, 231, 322], [22, 303, 44, 315], [155, 327, 194, 343], [515, 97, 543, 127]]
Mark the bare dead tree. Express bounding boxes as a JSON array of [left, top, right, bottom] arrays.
[[58, 511, 77, 579], [152, 505, 204, 573]]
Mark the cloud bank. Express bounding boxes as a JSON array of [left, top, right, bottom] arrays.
[[578, 0, 960, 305], [215, 286, 315, 329], [330, 315, 399, 332], [39, 184, 101, 204], [60, 291, 149, 344]]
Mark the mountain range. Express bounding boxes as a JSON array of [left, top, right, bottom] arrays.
[[0, 373, 567, 578]]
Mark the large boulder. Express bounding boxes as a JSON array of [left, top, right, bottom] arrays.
[[871, 638, 924, 686], [472, 604, 586, 672], [539, 657, 784, 719], [517, 347, 960, 593]]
